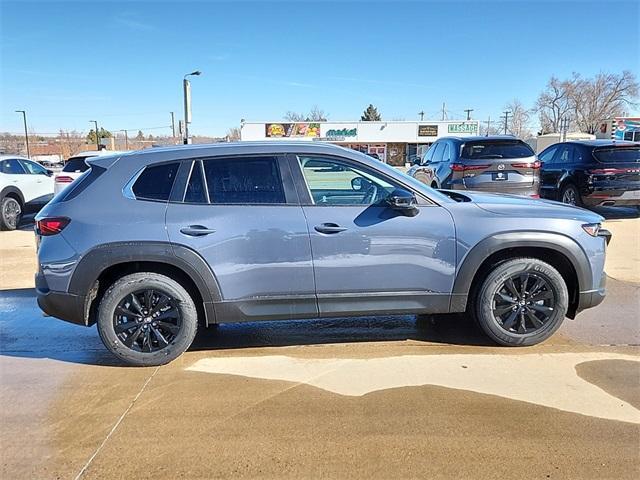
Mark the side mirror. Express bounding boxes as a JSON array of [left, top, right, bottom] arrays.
[[45, 169, 54, 176], [411, 157, 421, 166], [386, 189, 419, 216], [351, 177, 363, 191]]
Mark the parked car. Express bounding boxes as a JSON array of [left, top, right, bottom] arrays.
[[0, 155, 54, 230], [408, 136, 540, 197], [36, 142, 610, 366], [54, 150, 124, 195], [538, 140, 640, 207]]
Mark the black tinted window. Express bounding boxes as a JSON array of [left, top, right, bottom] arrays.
[[203, 157, 285, 204], [461, 140, 534, 159], [184, 161, 208, 203], [1, 159, 26, 174], [431, 143, 445, 162], [63, 157, 91, 173], [132, 162, 179, 201], [594, 147, 640, 163]]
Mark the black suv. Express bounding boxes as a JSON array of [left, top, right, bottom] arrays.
[[538, 140, 640, 207], [408, 136, 540, 197]]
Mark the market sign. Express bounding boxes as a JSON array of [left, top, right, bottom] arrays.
[[325, 128, 357, 141], [418, 124, 438, 137], [265, 123, 320, 138], [448, 123, 478, 134]]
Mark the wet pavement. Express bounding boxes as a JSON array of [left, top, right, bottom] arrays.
[[1, 210, 639, 479]]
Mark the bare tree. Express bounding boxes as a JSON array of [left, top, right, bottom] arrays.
[[284, 106, 328, 122], [534, 76, 577, 134], [571, 70, 639, 134], [504, 99, 533, 138], [226, 127, 241, 141]]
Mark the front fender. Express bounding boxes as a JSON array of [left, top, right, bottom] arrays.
[[450, 231, 592, 312]]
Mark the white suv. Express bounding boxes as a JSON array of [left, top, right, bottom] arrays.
[[1, 156, 54, 230]]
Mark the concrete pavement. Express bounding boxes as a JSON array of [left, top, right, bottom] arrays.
[[1, 214, 639, 479]]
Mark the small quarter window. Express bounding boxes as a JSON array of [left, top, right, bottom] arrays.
[[184, 161, 208, 203], [132, 162, 179, 201]]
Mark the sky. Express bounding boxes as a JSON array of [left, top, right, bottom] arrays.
[[1, 0, 639, 137]]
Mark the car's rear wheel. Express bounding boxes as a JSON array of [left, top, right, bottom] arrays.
[[0, 196, 22, 231], [472, 258, 568, 346], [560, 184, 581, 206], [97, 272, 198, 366]]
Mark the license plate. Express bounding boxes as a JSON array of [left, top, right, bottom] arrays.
[[492, 172, 508, 181]]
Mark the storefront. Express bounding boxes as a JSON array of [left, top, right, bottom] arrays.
[[240, 120, 481, 165], [596, 117, 640, 142]]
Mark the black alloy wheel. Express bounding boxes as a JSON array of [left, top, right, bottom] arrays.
[[113, 289, 182, 353], [491, 272, 555, 335]]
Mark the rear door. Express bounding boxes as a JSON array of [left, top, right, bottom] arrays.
[[538, 145, 560, 198], [165, 155, 317, 321], [459, 139, 538, 192], [292, 154, 456, 316]]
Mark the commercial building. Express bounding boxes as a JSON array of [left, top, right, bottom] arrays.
[[240, 120, 481, 165], [596, 117, 640, 142]]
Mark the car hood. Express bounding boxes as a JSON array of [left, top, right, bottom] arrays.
[[441, 190, 604, 223]]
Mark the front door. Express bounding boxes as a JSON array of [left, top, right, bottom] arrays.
[[292, 154, 457, 316], [165, 155, 317, 322]]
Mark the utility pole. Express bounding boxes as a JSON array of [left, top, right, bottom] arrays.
[[15, 110, 30, 158], [183, 70, 201, 144], [484, 116, 492, 136], [464, 108, 474, 121], [119, 130, 129, 150], [418, 111, 425, 121], [89, 120, 100, 150], [501, 111, 511, 135], [441, 102, 446, 121], [170, 112, 176, 139]]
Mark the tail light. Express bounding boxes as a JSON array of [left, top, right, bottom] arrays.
[[55, 175, 74, 183], [451, 163, 490, 172], [529, 194, 540, 198], [512, 160, 541, 169], [36, 217, 70, 236]]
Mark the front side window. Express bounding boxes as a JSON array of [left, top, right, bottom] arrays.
[[430, 143, 445, 163], [0, 159, 26, 174], [20, 160, 47, 175], [554, 145, 573, 164], [202, 156, 285, 204], [441, 143, 451, 162], [298, 156, 398, 206], [132, 162, 179, 201]]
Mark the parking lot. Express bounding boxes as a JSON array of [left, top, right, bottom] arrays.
[[0, 209, 638, 479]]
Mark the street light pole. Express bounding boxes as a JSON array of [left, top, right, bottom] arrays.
[[89, 120, 100, 150], [170, 112, 176, 140], [120, 130, 129, 150], [15, 110, 30, 158], [183, 70, 201, 144]]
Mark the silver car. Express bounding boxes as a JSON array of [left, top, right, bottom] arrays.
[[35, 142, 610, 366]]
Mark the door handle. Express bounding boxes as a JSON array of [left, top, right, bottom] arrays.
[[314, 223, 347, 234], [180, 225, 216, 236]]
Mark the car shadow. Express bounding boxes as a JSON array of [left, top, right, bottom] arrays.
[[0, 288, 492, 367]]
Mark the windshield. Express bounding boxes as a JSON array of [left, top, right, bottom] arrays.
[[62, 157, 92, 173], [461, 140, 535, 159], [594, 147, 640, 163]]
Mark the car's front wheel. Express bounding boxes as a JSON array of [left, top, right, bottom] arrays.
[[0, 196, 22, 231], [472, 258, 568, 346], [97, 272, 198, 366]]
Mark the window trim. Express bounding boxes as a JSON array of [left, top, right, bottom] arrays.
[[1, 158, 27, 175]]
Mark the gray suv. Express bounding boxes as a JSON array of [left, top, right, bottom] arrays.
[[35, 142, 610, 366], [408, 136, 541, 197]]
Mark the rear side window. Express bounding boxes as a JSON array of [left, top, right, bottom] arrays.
[[461, 140, 534, 159], [63, 157, 91, 173], [1, 159, 26, 174], [594, 147, 640, 163], [132, 162, 179, 201], [202, 156, 285, 204]]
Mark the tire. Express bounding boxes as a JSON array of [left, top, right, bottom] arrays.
[[0, 196, 22, 231], [97, 272, 198, 366], [560, 183, 581, 206], [472, 258, 568, 347]]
